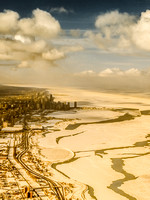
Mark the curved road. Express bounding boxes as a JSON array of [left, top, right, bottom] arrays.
[[16, 132, 65, 200]]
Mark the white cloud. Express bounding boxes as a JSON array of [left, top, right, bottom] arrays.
[[86, 10, 150, 54], [98, 68, 123, 77], [18, 9, 61, 39], [0, 39, 48, 61], [0, 9, 83, 69], [42, 49, 64, 61], [78, 68, 141, 78], [125, 68, 141, 76], [95, 10, 136, 28], [50, 7, 74, 14], [14, 35, 32, 43], [0, 9, 61, 39], [71, 67, 150, 92], [76, 70, 96, 76], [132, 10, 150, 51], [0, 10, 19, 34], [17, 61, 30, 68]]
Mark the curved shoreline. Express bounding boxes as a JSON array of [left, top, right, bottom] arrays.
[[108, 158, 137, 200], [65, 113, 136, 130], [56, 131, 85, 144], [41, 147, 74, 163], [51, 156, 97, 199]]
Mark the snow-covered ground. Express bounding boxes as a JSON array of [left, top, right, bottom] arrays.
[[37, 87, 150, 200], [41, 147, 74, 163]]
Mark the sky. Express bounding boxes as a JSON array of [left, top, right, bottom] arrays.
[[1, 0, 150, 29], [1, 0, 150, 93]]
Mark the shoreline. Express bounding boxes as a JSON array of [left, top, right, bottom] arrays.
[[29, 88, 150, 200]]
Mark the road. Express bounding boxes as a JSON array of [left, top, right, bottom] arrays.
[[16, 132, 65, 200], [8, 135, 48, 199]]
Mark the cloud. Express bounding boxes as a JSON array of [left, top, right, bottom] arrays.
[[18, 9, 61, 39], [86, 10, 150, 54], [70, 29, 81, 37], [0, 39, 49, 61], [0, 9, 82, 69], [72, 68, 150, 93], [17, 61, 30, 68], [0, 10, 19, 34], [124, 68, 141, 76], [60, 45, 84, 54], [132, 10, 150, 51], [0, 9, 61, 38], [98, 68, 123, 77], [98, 68, 141, 77], [0, 37, 65, 68], [50, 7, 74, 14], [76, 70, 96, 76], [95, 10, 136, 28], [42, 49, 65, 61], [76, 68, 141, 78], [14, 35, 32, 43]]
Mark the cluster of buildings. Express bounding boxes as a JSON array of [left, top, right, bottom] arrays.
[[0, 90, 77, 131], [0, 142, 23, 200], [0, 88, 81, 199]]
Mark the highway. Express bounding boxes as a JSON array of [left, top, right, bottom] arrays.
[[8, 135, 47, 200], [16, 132, 65, 200]]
